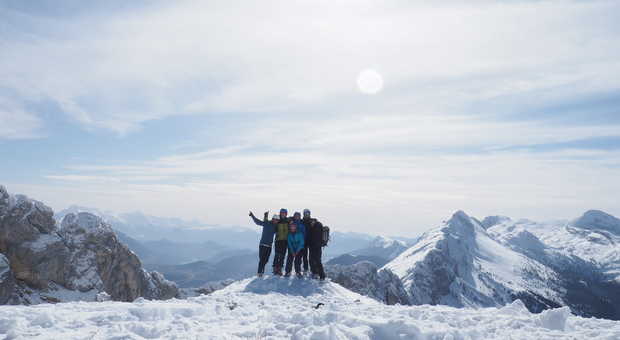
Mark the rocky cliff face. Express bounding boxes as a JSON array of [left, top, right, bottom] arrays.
[[326, 261, 410, 305], [0, 185, 178, 305]]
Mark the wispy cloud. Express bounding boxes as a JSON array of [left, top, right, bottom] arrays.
[[40, 142, 620, 235], [0, 97, 43, 139], [2, 0, 620, 235], [2, 0, 619, 134]]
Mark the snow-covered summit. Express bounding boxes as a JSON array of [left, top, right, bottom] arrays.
[[349, 235, 410, 262], [573, 210, 620, 235], [368, 235, 407, 249], [487, 210, 620, 285], [214, 276, 377, 304], [1, 275, 619, 339], [384, 210, 561, 311], [481, 215, 512, 229]]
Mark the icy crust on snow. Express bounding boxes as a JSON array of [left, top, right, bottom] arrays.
[[0, 277, 618, 340]]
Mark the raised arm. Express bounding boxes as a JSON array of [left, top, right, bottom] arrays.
[[249, 211, 265, 227]]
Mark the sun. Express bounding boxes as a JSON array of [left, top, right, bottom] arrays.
[[357, 69, 384, 95]]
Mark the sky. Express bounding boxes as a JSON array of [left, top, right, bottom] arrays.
[[1, 0, 619, 237]]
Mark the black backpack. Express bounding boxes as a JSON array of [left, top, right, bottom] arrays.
[[322, 226, 330, 247]]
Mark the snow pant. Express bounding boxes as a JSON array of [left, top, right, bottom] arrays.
[[257, 244, 272, 274], [285, 251, 303, 274], [301, 247, 309, 272], [309, 246, 325, 279], [273, 240, 288, 272]]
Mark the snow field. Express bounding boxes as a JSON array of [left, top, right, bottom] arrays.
[[1, 277, 619, 340]]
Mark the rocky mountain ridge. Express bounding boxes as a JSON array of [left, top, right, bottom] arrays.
[[0, 185, 178, 305]]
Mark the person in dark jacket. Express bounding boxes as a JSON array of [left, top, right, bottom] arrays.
[[292, 211, 309, 274], [249, 211, 277, 276], [284, 221, 305, 278], [303, 208, 326, 280], [273, 208, 290, 275]]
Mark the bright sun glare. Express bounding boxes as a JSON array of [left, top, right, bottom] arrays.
[[357, 69, 384, 95]]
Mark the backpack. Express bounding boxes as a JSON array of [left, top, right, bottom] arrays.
[[322, 226, 330, 247]]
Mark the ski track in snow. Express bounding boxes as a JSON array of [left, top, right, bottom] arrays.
[[1, 277, 619, 340]]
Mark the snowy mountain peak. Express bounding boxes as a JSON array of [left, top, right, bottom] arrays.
[[444, 210, 481, 237], [573, 210, 620, 235], [384, 210, 562, 310], [369, 235, 406, 249], [481, 215, 512, 229]]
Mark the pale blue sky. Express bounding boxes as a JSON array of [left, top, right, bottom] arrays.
[[1, 0, 619, 236]]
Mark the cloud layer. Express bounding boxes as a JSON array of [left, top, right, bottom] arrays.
[[2, 0, 620, 235]]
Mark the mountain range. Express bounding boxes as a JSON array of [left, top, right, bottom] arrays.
[[3, 185, 620, 321], [332, 210, 620, 320]]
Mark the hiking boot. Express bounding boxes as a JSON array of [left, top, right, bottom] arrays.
[[296, 273, 303, 279], [257, 273, 263, 277]]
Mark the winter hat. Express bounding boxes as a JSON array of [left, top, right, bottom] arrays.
[[303, 209, 311, 216], [294, 212, 301, 218], [280, 208, 288, 214], [272, 214, 280, 220]]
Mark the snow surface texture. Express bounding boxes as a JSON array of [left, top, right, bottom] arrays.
[[0, 277, 618, 340]]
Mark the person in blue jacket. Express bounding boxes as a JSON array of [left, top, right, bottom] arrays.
[[292, 212, 309, 274], [285, 221, 305, 278], [249, 210, 277, 276]]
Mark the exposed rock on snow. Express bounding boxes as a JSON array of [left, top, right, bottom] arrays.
[[0, 276, 618, 339], [326, 261, 410, 305], [0, 254, 16, 304], [0, 185, 178, 305]]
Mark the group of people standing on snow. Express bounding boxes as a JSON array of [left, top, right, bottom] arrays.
[[249, 208, 326, 280]]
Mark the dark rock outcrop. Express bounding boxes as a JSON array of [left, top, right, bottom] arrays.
[[326, 261, 410, 305], [0, 185, 178, 304]]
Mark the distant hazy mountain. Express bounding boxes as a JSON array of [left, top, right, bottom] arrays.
[[326, 254, 390, 267], [55, 205, 259, 250], [146, 251, 258, 288], [56, 206, 383, 260], [351, 236, 412, 260], [322, 231, 376, 259]]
